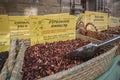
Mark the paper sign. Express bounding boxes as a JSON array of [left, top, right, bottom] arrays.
[[80, 13, 85, 22], [85, 11, 108, 31], [44, 13, 70, 16], [77, 13, 85, 27], [119, 18, 120, 26], [9, 16, 29, 39], [109, 16, 120, 27], [0, 15, 9, 34], [30, 14, 76, 45], [0, 34, 10, 52], [0, 15, 9, 52]]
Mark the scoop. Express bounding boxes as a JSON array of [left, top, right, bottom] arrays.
[[63, 36, 120, 61]]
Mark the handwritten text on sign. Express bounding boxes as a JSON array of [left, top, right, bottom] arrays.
[[109, 16, 120, 27], [30, 14, 76, 45], [85, 11, 108, 31], [9, 16, 29, 39]]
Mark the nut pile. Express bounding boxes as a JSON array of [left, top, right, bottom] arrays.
[[0, 51, 9, 72], [79, 28, 120, 54], [102, 30, 120, 35], [22, 39, 109, 80], [79, 28, 114, 40]]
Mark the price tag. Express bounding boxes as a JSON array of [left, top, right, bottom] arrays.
[[30, 14, 77, 45], [85, 11, 108, 31]]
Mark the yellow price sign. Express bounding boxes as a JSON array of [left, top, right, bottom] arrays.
[[0, 34, 10, 52], [119, 18, 120, 26], [85, 11, 108, 31], [9, 16, 30, 39], [30, 14, 77, 45], [109, 16, 120, 27], [0, 15, 10, 52], [0, 15, 9, 34], [44, 13, 70, 16], [80, 13, 85, 22], [9, 16, 29, 30], [77, 13, 85, 28]]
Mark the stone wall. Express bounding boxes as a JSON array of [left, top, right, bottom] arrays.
[[0, 0, 61, 15], [110, 1, 120, 17], [107, 0, 120, 17], [0, 0, 119, 17], [87, 0, 96, 11], [0, 0, 83, 16]]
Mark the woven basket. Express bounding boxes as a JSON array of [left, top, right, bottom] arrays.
[[10, 42, 27, 80], [37, 34, 118, 80], [8, 35, 117, 80]]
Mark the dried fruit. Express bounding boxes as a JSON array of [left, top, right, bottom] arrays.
[[22, 38, 110, 80]]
